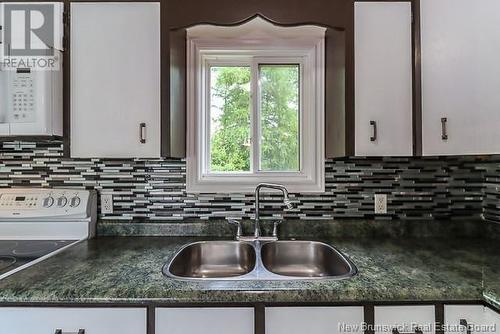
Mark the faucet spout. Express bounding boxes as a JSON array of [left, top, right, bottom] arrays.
[[254, 183, 293, 239]]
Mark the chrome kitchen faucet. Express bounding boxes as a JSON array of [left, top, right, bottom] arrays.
[[228, 183, 294, 241]]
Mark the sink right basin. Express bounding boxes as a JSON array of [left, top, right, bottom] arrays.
[[260, 241, 357, 278]]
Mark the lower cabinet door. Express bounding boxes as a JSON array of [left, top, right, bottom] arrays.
[[155, 307, 254, 334], [444, 305, 486, 334], [0, 307, 147, 334], [484, 308, 500, 334], [375, 306, 435, 334], [265, 306, 364, 334]]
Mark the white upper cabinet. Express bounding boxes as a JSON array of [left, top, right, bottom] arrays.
[[354, 2, 413, 157], [70, 2, 161, 158], [421, 0, 500, 155]]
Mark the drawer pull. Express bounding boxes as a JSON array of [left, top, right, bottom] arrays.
[[139, 122, 147, 144], [54, 330, 85, 334], [392, 327, 423, 334], [460, 319, 472, 334], [370, 120, 377, 142], [441, 117, 448, 140]]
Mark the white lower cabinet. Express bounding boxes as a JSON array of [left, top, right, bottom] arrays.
[[155, 307, 254, 334], [375, 306, 435, 334], [265, 306, 364, 334], [484, 308, 500, 334], [0, 304, 495, 334], [445, 305, 499, 334], [0, 307, 147, 334], [444, 305, 485, 334]]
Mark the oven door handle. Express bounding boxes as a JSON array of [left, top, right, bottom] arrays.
[[54, 329, 85, 334]]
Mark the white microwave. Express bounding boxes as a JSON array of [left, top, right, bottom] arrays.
[[0, 2, 64, 137]]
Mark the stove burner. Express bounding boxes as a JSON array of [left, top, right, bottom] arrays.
[[0, 241, 19, 255], [12, 241, 60, 257], [0, 256, 16, 271]]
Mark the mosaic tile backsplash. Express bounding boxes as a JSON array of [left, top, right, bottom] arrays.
[[484, 160, 500, 223], [0, 140, 499, 222]]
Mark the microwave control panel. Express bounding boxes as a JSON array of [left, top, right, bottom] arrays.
[[9, 73, 36, 123]]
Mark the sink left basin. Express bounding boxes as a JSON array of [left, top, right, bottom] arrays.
[[164, 241, 257, 279]]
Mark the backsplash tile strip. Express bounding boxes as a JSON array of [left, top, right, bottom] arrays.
[[483, 156, 500, 223], [0, 140, 499, 222]]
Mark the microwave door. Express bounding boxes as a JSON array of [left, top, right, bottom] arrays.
[[8, 68, 52, 136]]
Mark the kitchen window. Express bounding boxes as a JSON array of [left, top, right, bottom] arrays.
[[186, 18, 325, 193]]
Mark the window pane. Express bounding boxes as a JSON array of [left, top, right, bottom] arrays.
[[259, 65, 300, 171], [209, 66, 251, 172]]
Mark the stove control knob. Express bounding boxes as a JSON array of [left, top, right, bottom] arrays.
[[70, 196, 81, 207], [42, 196, 54, 208], [57, 196, 68, 207]]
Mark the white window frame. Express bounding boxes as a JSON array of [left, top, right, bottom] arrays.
[[186, 23, 325, 194]]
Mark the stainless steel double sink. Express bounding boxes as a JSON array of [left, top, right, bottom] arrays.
[[163, 240, 357, 281]]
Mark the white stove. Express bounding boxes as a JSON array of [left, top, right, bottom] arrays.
[[0, 188, 97, 279]]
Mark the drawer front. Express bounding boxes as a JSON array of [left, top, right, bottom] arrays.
[[444, 305, 485, 334], [155, 307, 254, 334], [0, 307, 147, 334], [484, 308, 500, 334], [375, 306, 435, 334], [266, 306, 364, 334]]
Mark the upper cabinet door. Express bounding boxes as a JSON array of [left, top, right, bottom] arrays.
[[70, 2, 161, 158], [421, 0, 500, 156], [354, 2, 413, 157]]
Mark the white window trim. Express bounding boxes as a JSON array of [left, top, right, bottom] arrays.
[[186, 27, 325, 194]]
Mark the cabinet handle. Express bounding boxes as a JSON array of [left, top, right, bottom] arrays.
[[370, 120, 377, 142], [139, 123, 146, 144], [441, 117, 448, 140], [54, 330, 85, 334], [392, 327, 423, 334], [460, 319, 472, 334]]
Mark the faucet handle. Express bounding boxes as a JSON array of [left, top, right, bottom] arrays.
[[227, 218, 242, 240], [272, 220, 284, 239]]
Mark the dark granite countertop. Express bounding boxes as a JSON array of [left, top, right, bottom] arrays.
[[0, 235, 496, 306]]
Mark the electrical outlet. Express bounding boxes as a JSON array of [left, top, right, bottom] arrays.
[[374, 194, 387, 214], [101, 194, 113, 214]]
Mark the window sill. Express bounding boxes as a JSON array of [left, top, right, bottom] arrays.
[[186, 172, 325, 194]]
